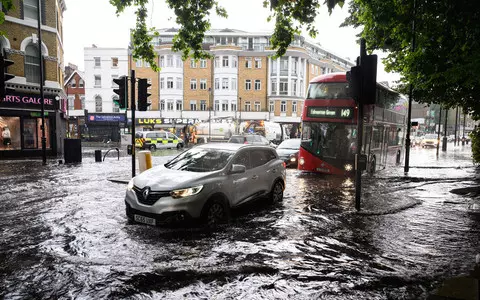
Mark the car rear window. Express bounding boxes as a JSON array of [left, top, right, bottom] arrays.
[[229, 136, 245, 143]]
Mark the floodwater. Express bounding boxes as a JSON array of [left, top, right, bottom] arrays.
[[0, 145, 479, 299]]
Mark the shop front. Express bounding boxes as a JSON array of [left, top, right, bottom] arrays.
[[81, 112, 126, 143], [0, 92, 61, 159]]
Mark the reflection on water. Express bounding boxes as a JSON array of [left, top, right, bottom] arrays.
[[0, 147, 478, 299]]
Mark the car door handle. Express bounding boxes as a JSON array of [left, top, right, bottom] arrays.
[[252, 175, 259, 180]]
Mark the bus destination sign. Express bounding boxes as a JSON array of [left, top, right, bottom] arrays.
[[307, 107, 354, 119]]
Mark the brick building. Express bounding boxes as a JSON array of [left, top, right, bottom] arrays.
[[0, 0, 67, 158], [64, 69, 85, 138]]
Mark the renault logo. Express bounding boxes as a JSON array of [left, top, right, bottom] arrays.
[[142, 187, 151, 200]]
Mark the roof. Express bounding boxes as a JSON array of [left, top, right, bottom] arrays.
[[310, 72, 347, 83], [64, 70, 85, 87]]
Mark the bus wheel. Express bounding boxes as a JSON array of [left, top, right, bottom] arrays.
[[369, 156, 376, 174], [149, 144, 156, 151]]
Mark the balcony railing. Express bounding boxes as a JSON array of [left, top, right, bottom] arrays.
[[237, 43, 269, 51]]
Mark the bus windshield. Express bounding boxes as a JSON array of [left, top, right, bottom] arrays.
[[306, 82, 350, 99], [301, 122, 357, 160]]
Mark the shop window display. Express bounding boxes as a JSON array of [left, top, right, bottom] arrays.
[[0, 117, 21, 150]]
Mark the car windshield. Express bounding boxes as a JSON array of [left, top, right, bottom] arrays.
[[164, 147, 235, 172], [424, 134, 437, 139], [278, 139, 301, 149]]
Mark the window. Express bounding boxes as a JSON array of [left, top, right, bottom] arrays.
[[94, 57, 101, 67], [81, 96, 85, 109], [25, 44, 40, 84], [200, 79, 207, 90], [231, 102, 237, 112], [112, 57, 118, 67], [222, 78, 229, 90], [78, 79, 84, 88], [160, 56, 165, 67], [24, 0, 38, 20], [232, 56, 237, 68], [200, 59, 207, 68], [166, 55, 173, 67], [291, 58, 298, 75], [255, 58, 262, 68], [200, 100, 207, 111], [190, 79, 197, 90], [215, 56, 220, 68], [214, 100, 219, 111], [94, 75, 101, 87], [135, 60, 142, 67], [231, 79, 237, 91], [280, 101, 286, 112], [190, 59, 197, 68], [167, 77, 174, 89], [245, 79, 251, 90], [95, 96, 102, 112], [160, 100, 165, 110], [167, 100, 174, 111], [160, 77, 165, 89], [222, 101, 228, 111], [254, 101, 261, 112], [279, 79, 288, 95], [271, 79, 277, 94], [175, 56, 182, 68], [176, 100, 183, 111], [280, 57, 288, 75], [269, 101, 274, 112], [245, 101, 251, 112], [215, 78, 220, 90], [70, 80, 76, 88], [245, 57, 252, 68], [222, 56, 229, 67], [68, 96, 74, 110], [292, 101, 297, 113], [190, 100, 197, 111], [176, 77, 182, 89], [292, 79, 297, 96], [254, 80, 261, 90], [271, 59, 278, 75], [144, 60, 150, 68], [111, 75, 118, 87]]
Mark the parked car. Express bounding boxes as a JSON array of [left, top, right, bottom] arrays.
[[421, 134, 439, 148], [135, 131, 184, 151], [125, 143, 286, 226], [276, 138, 301, 168], [228, 134, 273, 147]]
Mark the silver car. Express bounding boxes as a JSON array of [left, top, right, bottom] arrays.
[[125, 143, 286, 226]]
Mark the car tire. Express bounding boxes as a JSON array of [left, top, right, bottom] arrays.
[[268, 180, 284, 204], [149, 144, 156, 151], [177, 143, 184, 149], [202, 198, 230, 226]]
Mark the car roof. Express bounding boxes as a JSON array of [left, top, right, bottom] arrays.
[[194, 143, 271, 151]]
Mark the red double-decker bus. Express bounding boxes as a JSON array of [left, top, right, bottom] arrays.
[[298, 72, 407, 175]]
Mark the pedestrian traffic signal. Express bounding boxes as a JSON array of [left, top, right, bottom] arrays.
[[113, 76, 128, 109], [0, 53, 15, 99], [137, 78, 151, 111]]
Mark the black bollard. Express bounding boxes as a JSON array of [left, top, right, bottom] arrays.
[[95, 150, 102, 162]]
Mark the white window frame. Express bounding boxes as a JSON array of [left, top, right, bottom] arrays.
[[215, 78, 220, 90], [160, 77, 165, 89], [167, 77, 174, 89], [200, 79, 207, 90], [111, 57, 118, 68], [222, 100, 229, 111], [245, 79, 251, 90], [254, 101, 261, 112], [190, 100, 197, 111], [190, 79, 197, 90], [94, 75, 101, 87], [222, 56, 229, 67], [176, 77, 182, 89], [254, 57, 262, 68], [176, 100, 183, 111], [160, 56, 165, 67], [269, 101, 274, 112], [244, 101, 251, 112], [231, 78, 237, 91], [167, 55, 173, 67], [292, 101, 297, 113], [254, 79, 261, 90], [245, 57, 252, 68], [222, 78, 229, 90], [280, 101, 286, 112], [190, 59, 197, 68], [94, 57, 101, 68], [200, 59, 207, 68], [200, 100, 207, 111]]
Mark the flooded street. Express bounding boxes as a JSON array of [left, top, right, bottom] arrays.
[[1, 145, 479, 299]]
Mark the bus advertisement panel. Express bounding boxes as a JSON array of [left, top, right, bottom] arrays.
[[298, 72, 407, 175]]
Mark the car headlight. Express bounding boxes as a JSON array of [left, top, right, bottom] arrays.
[[344, 164, 353, 171], [127, 179, 134, 191], [290, 155, 297, 162], [170, 185, 203, 199]]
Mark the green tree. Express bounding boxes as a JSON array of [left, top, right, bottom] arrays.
[[343, 0, 480, 120], [0, 0, 14, 35], [109, 0, 345, 72]]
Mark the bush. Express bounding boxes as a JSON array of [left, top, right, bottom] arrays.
[[470, 127, 480, 164]]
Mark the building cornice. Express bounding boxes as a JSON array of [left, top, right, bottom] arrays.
[[5, 16, 59, 35]]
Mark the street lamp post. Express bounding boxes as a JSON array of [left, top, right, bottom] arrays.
[[239, 96, 242, 126], [208, 87, 212, 142]]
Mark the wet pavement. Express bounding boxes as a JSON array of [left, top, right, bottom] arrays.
[[0, 144, 479, 299]]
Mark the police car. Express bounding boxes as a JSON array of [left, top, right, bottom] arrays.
[[135, 131, 184, 151]]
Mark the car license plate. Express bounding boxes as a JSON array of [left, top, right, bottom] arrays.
[[134, 214, 156, 226]]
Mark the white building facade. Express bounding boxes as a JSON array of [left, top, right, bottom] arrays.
[[84, 47, 128, 114]]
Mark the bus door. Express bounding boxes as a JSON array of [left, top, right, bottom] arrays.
[[380, 126, 389, 168]]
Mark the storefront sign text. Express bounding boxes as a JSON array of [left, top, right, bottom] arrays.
[[136, 118, 200, 126], [307, 107, 354, 119], [1, 93, 56, 110]]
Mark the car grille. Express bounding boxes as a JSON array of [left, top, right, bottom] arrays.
[[133, 186, 171, 205]]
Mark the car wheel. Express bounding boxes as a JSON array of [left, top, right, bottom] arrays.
[[149, 144, 156, 151], [177, 143, 184, 149], [203, 198, 230, 226], [268, 180, 284, 204]]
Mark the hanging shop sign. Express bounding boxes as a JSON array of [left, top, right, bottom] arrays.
[[1, 92, 57, 111], [86, 113, 126, 124], [135, 118, 200, 126]]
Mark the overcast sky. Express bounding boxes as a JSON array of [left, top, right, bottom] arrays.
[[63, 0, 400, 83]]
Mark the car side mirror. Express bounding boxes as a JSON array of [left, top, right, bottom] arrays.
[[230, 164, 246, 174]]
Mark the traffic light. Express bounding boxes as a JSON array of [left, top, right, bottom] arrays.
[[346, 54, 378, 105], [1, 52, 15, 99], [113, 76, 128, 109], [137, 78, 151, 111]]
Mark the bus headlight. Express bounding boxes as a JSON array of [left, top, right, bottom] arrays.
[[299, 157, 305, 165], [344, 164, 353, 171]]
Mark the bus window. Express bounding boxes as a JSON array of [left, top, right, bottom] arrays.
[[306, 82, 350, 99], [301, 122, 356, 160]]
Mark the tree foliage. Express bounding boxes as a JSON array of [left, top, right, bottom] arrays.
[[343, 0, 480, 120], [0, 0, 14, 35], [110, 0, 345, 72]]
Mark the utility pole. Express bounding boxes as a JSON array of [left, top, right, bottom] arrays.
[[131, 70, 136, 177], [208, 87, 212, 142], [442, 108, 448, 151], [37, 0, 47, 165], [462, 112, 466, 146], [454, 107, 459, 146], [436, 106, 442, 157]]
